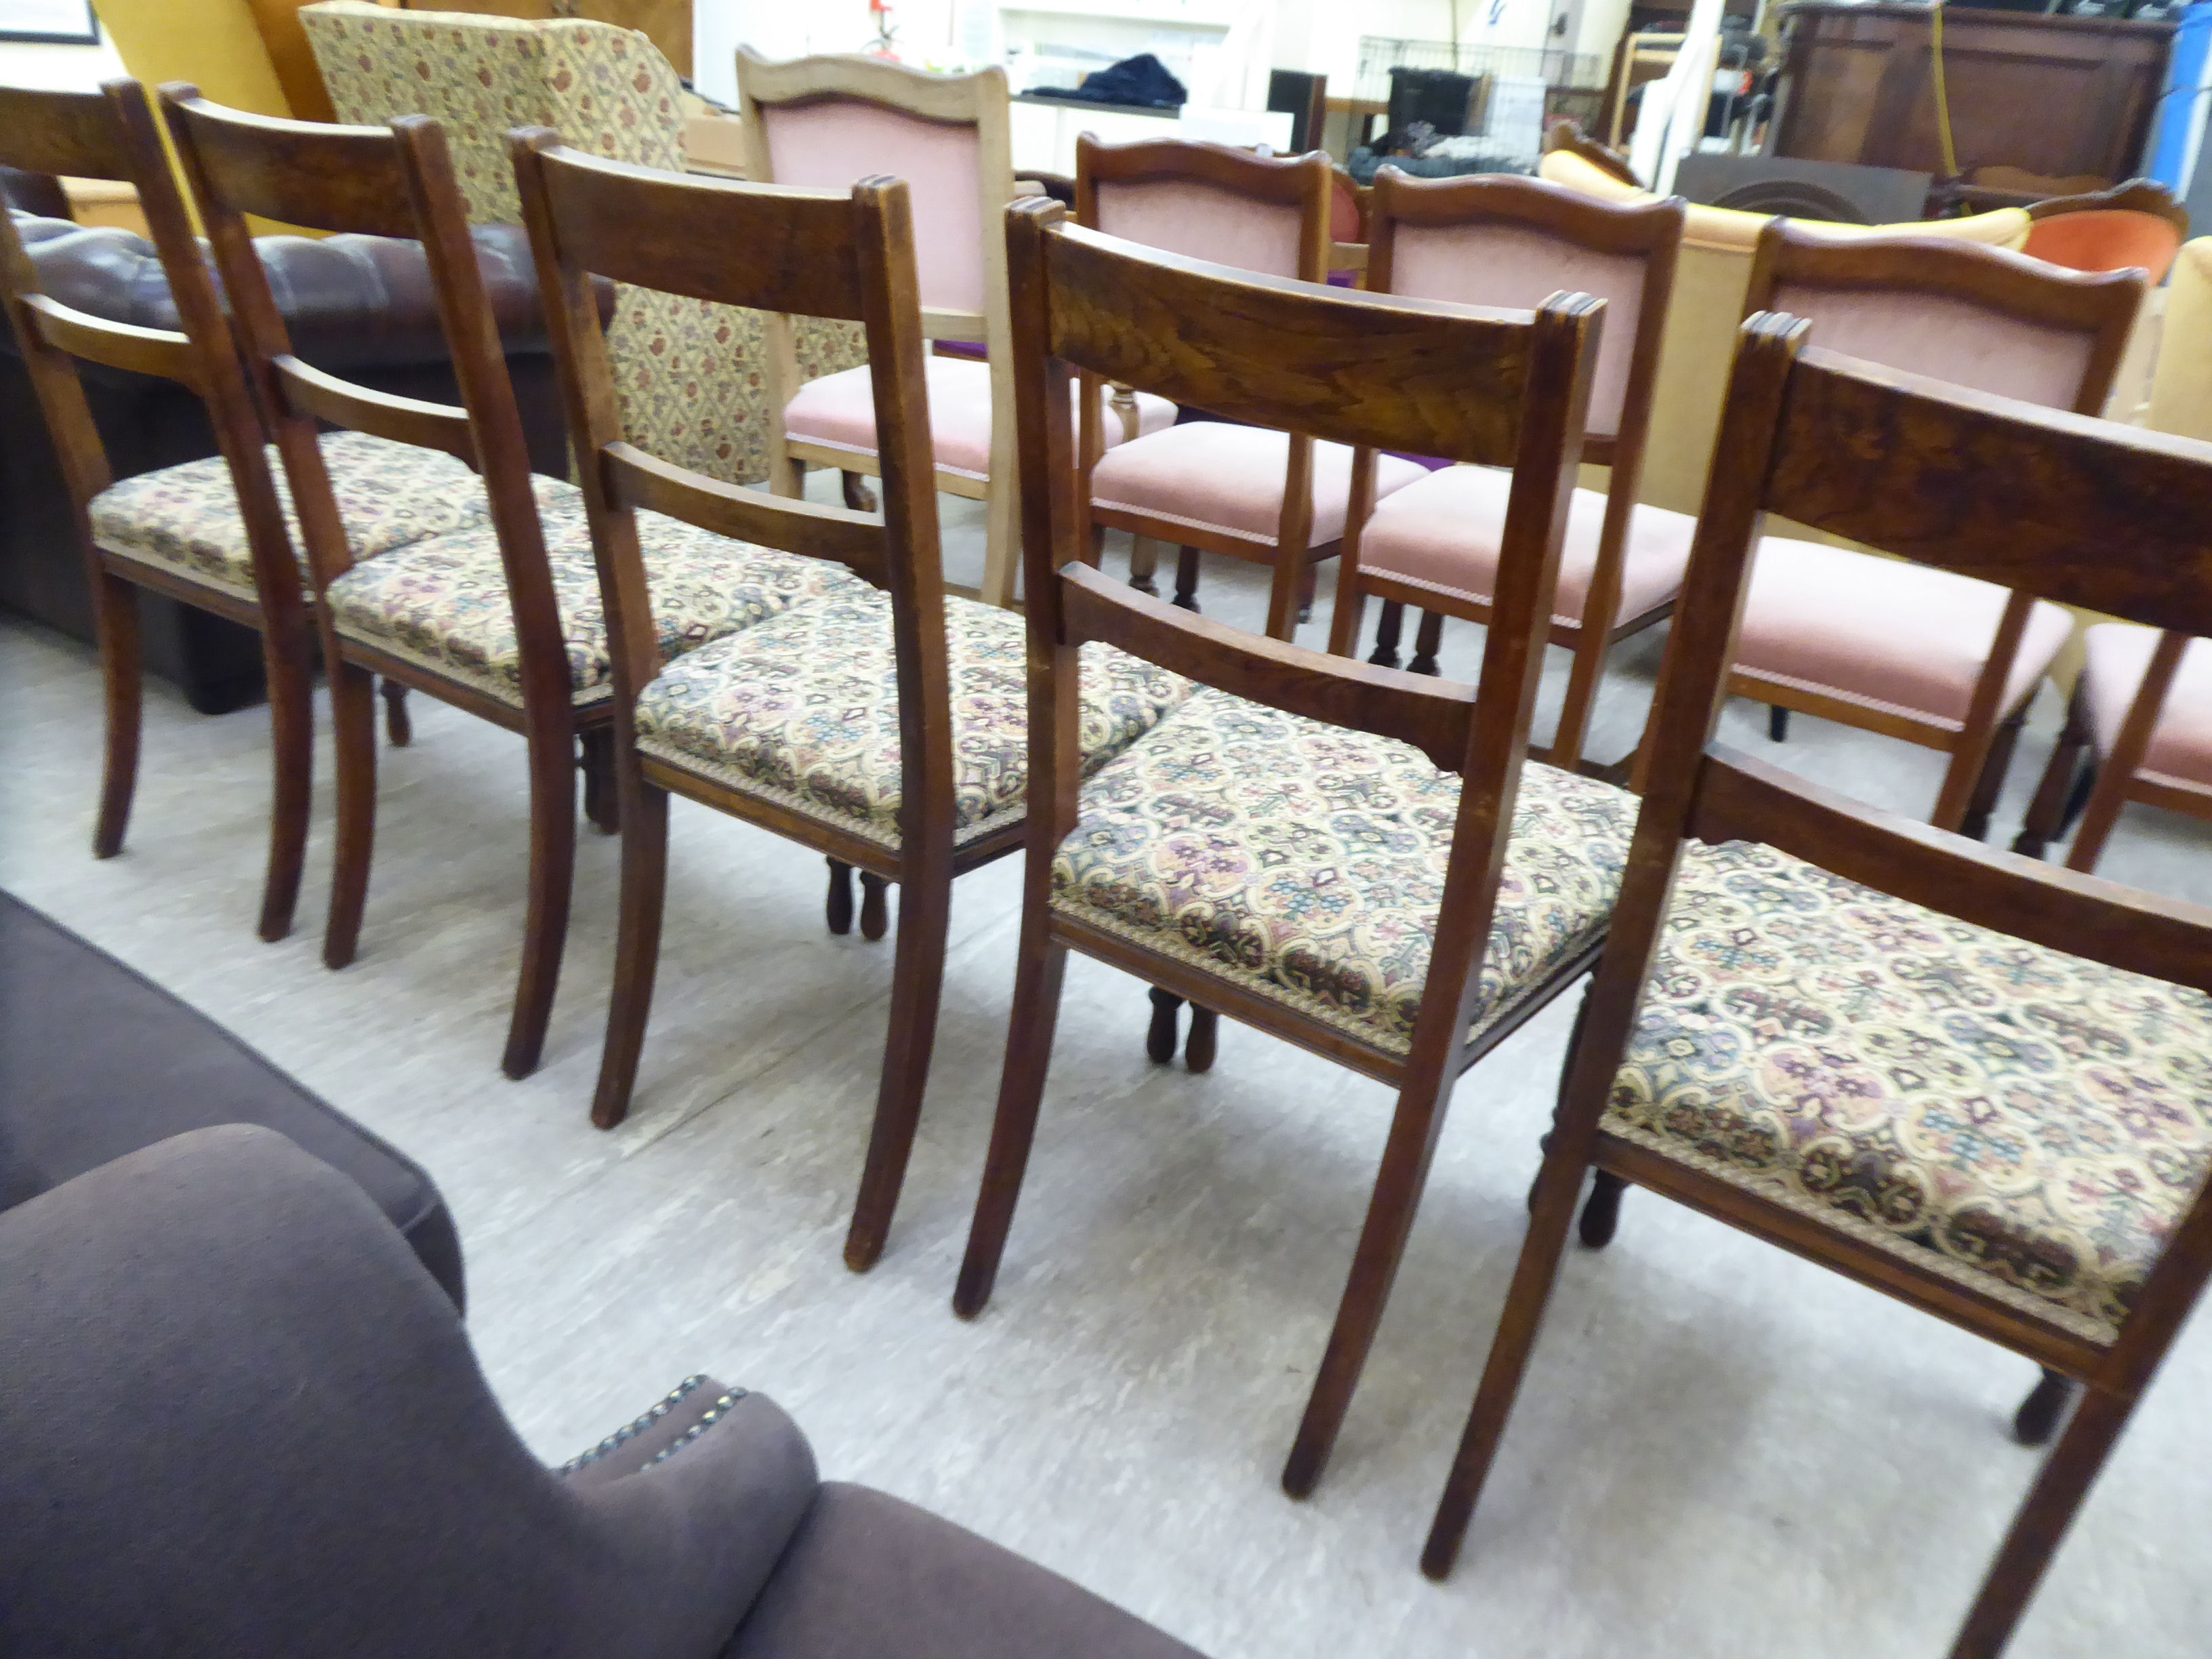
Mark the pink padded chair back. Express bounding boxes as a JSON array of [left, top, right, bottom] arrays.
[[1749, 228, 2146, 419], [1395, 222, 1650, 438], [756, 99, 987, 317], [1094, 176, 1307, 278]]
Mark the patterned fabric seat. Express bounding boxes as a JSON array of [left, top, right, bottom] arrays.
[[634, 591, 1193, 850], [86, 430, 512, 601], [325, 486, 867, 709], [1603, 839, 2212, 1342], [1050, 687, 1637, 1054]]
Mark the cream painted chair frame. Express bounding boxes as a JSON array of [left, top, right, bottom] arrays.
[[738, 50, 1021, 608]]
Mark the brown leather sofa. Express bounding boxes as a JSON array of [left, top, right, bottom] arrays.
[[0, 178, 576, 712]]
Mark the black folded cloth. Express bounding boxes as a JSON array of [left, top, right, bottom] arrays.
[[1029, 52, 1187, 112]]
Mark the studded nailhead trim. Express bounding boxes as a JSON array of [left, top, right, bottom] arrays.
[[559, 1376, 750, 1476]]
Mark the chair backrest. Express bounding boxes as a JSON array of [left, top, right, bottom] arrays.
[[1074, 135, 1330, 283], [1366, 167, 1683, 468], [159, 88, 565, 699], [1744, 220, 2144, 417], [509, 134, 957, 856], [0, 79, 299, 614], [1009, 198, 1601, 1084], [1612, 313, 2212, 1380], [0, 1124, 815, 1654], [737, 52, 1012, 346]]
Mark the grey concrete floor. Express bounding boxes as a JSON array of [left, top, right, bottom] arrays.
[[3, 489, 2208, 1658]]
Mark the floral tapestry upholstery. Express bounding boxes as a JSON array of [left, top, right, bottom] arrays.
[[1605, 839, 2212, 1341], [1050, 688, 1637, 1055], [301, 1, 866, 489], [324, 485, 866, 709], [634, 591, 1193, 850], [88, 431, 503, 601]]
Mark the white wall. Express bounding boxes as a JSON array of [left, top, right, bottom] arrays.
[[0, 32, 125, 92], [693, 0, 960, 103]]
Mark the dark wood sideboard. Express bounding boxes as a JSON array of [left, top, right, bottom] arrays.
[[1771, 3, 2175, 192]]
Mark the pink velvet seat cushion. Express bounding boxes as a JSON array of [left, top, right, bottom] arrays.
[[1088, 424, 1427, 549], [1734, 539, 2074, 728], [1357, 464, 1694, 625], [783, 356, 1174, 482], [2081, 623, 2212, 790]]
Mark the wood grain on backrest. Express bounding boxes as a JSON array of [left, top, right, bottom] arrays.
[[1011, 200, 1600, 771]]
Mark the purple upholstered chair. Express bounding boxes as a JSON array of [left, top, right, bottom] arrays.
[[1328, 169, 1689, 773], [1075, 135, 1427, 641], [739, 52, 1171, 610], [1725, 222, 2144, 836]]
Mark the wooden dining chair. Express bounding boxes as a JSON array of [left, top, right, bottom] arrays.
[[1328, 169, 1688, 777], [1425, 314, 2212, 1659], [509, 138, 1191, 1258], [1728, 222, 2144, 837], [2012, 627, 2212, 874], [1074, 136, 1428, 642], [955, 197, 1637, 1497], [159, 89, 853, 1079], [1, 80, 497, 941]]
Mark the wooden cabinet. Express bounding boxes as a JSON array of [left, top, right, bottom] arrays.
[[1772, 3, 2173, 190]]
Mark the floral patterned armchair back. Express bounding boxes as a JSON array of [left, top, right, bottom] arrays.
[[302, 1, 863, 487]]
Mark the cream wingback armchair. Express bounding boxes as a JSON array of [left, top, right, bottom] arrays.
[[1535, 146, 2032, 518], [300, 1, 863, 487]]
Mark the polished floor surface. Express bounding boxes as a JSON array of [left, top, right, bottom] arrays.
[[3, 501, 2207, 1658]]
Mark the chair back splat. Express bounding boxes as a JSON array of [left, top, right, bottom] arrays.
[[956, 194, 1612, 1499], [1426, 315, 2212, 1659], [0, 80, 310, 938]]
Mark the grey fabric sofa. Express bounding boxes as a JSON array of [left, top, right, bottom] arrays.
[[0, 888, 462, 1303], [0, 1124, 1205, 1659]]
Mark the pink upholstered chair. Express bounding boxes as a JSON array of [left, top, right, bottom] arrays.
[[1076, 136, 1427, 641], [1729, 222, 2144, 835], [738, 51, 1172, 609], [2013, 626, 2212, 871], [1326, 169, 1688, 775]]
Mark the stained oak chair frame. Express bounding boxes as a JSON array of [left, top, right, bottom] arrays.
[[1425, 316, 2212, 1659], [1732, 222, 2143, 838], [161, 88, 596, 1080], [955, 197, 1605, 1498], [512, 134, 986, 1269], [1328, 169, 1685, 778], [1073, 136, 1334, 642], [738, 50, 1024, 609], [0, 79, 312, 941]]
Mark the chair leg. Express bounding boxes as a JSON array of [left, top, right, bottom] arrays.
[[1768, 705, 1790, 742], [1408, 611, 1445, 678], [859, 872, 889, 941], [1172, 546, 1202, 613], [1422, 1138, 1591, 1577], [954, 938, 1071, 1317], [1550, 630, 1611, 777], [592, 779, 669, 1129], [380, 678, 413, 747], [1128, 534, 1160, 598], [579, 725, 619, 836], [840, 470, 878, 513], [89, 569, 142, 861], [255, 625, 314, 943], [2013, 1367, 2081, 1448], [1957, 706, 2027, 843], [1282, 1073, 1454, 1497], [1146, 985, 1183, 1062], [844, 868, 953, 1271], [2013, 688, 2092, 859], [1368, 599, 1405, 670], [826, 857, 855, 935], [1296, 556, 1318, 626], [501, 713, 579, 1080], [1185, 1006, 1218, 1072], [323, 660, 378, 972], [1578, 1169, 1627, 1247], [1949, 1385, 2138, 1659]]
